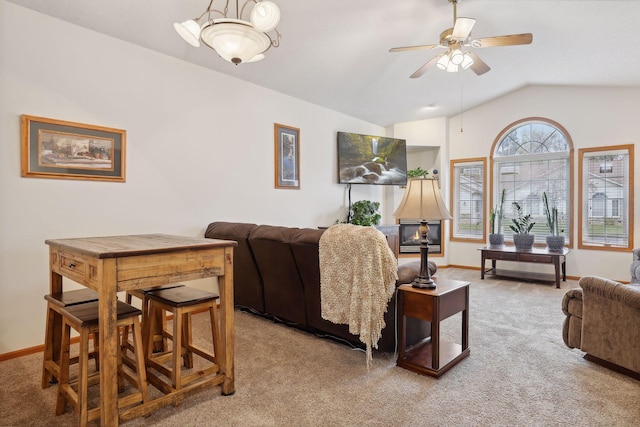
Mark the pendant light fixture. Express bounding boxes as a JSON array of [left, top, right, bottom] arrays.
[[173, 0, 281, 65]]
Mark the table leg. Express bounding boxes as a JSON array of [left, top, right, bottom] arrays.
[[98, 259, 119, 427], [481, 252, 486, 279], [462, 287, 469, 351], [562, 258, 566, 281], [218, 247, 235, 396], [48, 271, 63, 385], [553, 257, 561, 288], [432, 300, 439, 370]]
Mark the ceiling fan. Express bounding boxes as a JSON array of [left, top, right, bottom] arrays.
[[389, 0, 533, 78]]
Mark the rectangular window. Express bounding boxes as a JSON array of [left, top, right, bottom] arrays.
[[579, 145, 634, 250], [494, 155, 571, 244], [450, 158, 486, 242]]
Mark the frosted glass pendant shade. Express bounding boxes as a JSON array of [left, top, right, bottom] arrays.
[[201, 19, 271, 64], [250, 1, 281, 32], [174, 19, 201, 47]]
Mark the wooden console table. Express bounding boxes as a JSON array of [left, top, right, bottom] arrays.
[[479, 246, 569, 288], [396, 279, 470, 378], [45, 234, 237, 426]]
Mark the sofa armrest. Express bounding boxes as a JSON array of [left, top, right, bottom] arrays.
[[561, 288, 583, 317], [579, 276, 640, 310], [397, 260, 437, 285]]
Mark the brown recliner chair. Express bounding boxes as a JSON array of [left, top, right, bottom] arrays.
[[562, 270, 640, 378]]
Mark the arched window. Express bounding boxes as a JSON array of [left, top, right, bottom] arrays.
[[491, 118, 573, 245]]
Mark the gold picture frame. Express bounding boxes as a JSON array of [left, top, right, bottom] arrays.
[[274, 123, 300, 189], [21, 115, 126, 182]]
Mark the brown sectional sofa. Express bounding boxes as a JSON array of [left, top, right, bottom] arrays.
[[204, 221, 430, 353]]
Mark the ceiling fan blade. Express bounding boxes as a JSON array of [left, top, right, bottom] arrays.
[[409, 55, 441, 79], [452, 17, 476, 40], [471, 33, 533, 48], [466, 52, 490, 75], [389, 43, 441, 53]]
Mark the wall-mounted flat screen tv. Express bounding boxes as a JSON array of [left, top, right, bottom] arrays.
[[337, 131, 407, 185]]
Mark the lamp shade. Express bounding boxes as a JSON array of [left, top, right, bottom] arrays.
[[393, 178, 452, 221], [201, 19, 271, 64]]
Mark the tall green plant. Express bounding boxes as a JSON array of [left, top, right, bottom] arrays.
[[509, 201, 535, 234], [490, 189, 506, 234], [542, 192, 560, 236]]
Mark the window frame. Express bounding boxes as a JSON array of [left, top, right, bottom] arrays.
[[450, 157, 487, 243], [578, 144, 634, 252], [489, 117, 574, 247]]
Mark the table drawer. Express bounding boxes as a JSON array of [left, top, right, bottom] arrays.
[[486, 251, 518, 261], [518, 253, 553, 263], [58, 251, 87, 283]]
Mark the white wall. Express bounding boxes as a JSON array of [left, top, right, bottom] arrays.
[[0, 2, 385, 353], [448, 85, 640, 282]]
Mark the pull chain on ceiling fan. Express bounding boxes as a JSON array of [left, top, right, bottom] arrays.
[[389, 0, 533, 78]]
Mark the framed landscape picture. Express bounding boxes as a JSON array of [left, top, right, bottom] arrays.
[[21, 115, 126, 182], [274, 123, 300, 189]]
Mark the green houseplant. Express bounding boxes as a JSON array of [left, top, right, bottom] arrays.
[[336, 200, 381, 226], [542, 192, 565, 251], [489, 189, 506, 246], [509, 201, 535, 250], [406, 167, 430, 178]]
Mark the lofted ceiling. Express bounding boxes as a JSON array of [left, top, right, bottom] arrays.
[[6, 0, 640, 127]]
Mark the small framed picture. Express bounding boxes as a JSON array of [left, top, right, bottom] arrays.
[[274, 123, 300, 189], [21, 115, 126, 182]]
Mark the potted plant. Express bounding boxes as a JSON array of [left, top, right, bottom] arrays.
[[509, 201, 535, 250], [336, 200, 381, 226], [542, 192, 565, 251], [489, 189, 506, 246], [407, 167, 430, 178]]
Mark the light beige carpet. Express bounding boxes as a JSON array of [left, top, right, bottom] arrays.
[[2, 268, 639, 426]]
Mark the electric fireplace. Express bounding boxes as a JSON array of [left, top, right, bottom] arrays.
[[399, 219, 442, 254]]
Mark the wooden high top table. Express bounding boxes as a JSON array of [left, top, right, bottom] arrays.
[[45, 234, 237, 426]]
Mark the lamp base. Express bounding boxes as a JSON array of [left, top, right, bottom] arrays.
[[412, 276, 436, 289]]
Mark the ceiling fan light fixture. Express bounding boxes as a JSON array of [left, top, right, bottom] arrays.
[[461, 53, 474, 69], [390, 0, 533, 78], [450, 48, 464, 65], [436, 54, 450, 70], [174, 0, 282, 64], [446, 60, 458, 73]]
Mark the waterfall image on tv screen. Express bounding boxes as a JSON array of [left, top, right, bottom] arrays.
[[337, 132, 407, 185]]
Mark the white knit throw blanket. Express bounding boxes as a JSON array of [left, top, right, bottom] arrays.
[[319, 224, 398, 367]]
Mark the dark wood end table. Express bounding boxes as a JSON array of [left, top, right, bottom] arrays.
[[396, 279, 470, 378]]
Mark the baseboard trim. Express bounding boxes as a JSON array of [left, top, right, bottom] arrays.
[[0, 336, 82, 362]]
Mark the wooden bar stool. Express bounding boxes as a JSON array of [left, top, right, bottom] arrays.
[[144, 286, 221, 393], [55, 300, 148, 426], [42, 288, 99, 389], [122, 283, 185, 358]]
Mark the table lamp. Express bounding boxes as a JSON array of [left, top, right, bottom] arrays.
[[393, 177, 452, 289]]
